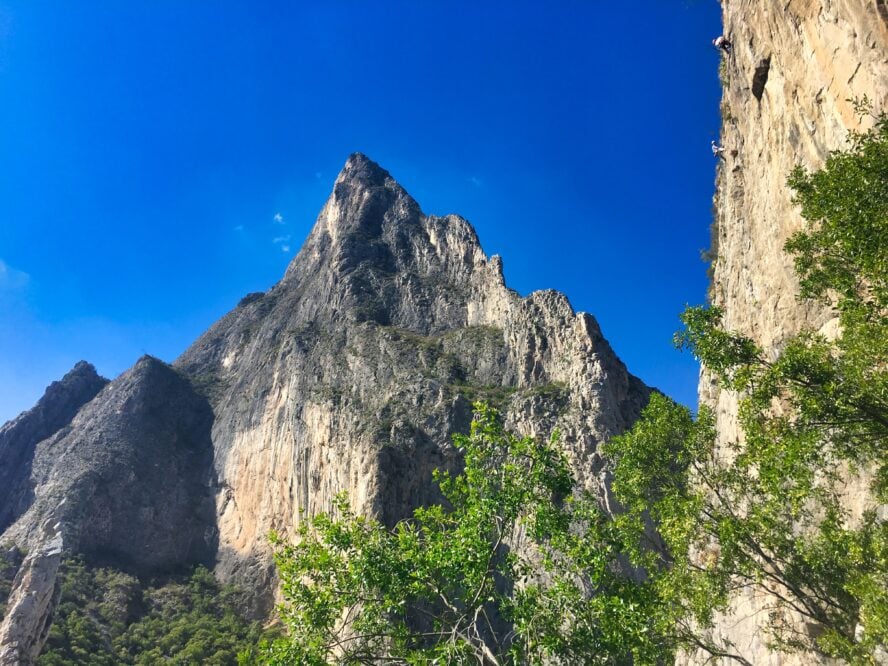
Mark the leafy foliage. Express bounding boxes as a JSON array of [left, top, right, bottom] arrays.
[[38, 560, 269, 665], [785, 108, 888, 312], [604, 109, 887, 663], [256, 405, 677, 665]]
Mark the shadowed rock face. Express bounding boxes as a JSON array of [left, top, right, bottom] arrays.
[[3, 356, 217, 572], [0, 362, 108, 533], [1, 153, 651, 657], [0, 357, 217, 662]]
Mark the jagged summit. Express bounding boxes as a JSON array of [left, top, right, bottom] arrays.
[[2, 154, 651, 657], [337, 152, 397, 188], [284, 152, 428, 284], [178, 155, 503, 380], [67, 360, 97, 376], [29, 361, 105, 417], [0, 361, 108, 533], [2, 353, 215, 568], [173, 156, 649, 559], [130, 353, 176, 376]]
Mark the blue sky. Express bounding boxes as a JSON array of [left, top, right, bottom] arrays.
[[0, 1, 723, 423]]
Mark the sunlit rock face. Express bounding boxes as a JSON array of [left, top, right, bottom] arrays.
[[695, 2, 887, 663], [1, 153, 650, 659], [175, 153, 651, 606]]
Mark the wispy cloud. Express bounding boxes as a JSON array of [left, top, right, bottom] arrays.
[[273, 212, 284, 224], [0, 260, 29, 290], [233, 225, 244, 231], [467, 176, 483, 187], [272, 235, 292, 253]]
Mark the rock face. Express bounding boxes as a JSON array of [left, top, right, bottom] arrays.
[[706, 0, 888, 421], [2, 356, 217, 570], [0, 362, 108, 533], [0, 357, 217, 663], [0, 532, 62, 666], [697, 1, 887, 663], [0, 153, 651, 658], [176, 153, 651, 602]]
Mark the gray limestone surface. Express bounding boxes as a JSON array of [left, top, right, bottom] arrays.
[[175, 154, 651, 604], [0, 362, 108, 534], [0, 153, 652, 659], [0, 357, 217, 664]]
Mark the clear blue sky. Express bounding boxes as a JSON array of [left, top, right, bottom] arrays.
[[0, 1, 723, 423]]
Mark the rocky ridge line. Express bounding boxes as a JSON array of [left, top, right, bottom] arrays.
[[1, 153, 652, 661]]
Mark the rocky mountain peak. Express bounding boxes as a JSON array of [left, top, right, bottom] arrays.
[[337, 152, 397, 189], [0, 357, 217, 663], [171, 155, 651, 592], [3, 354, 216, 569], [128, 354, 181, 388], [0, 361, 108, 534], [26, 361, 105, 424], [66, 360, 97, 377], [285, 153, 425, 283], [3, 153, 652, 658]]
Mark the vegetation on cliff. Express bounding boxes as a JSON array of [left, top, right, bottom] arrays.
[[36, 560, 268, 665], [256, 404, 671, 665], [605, 109, 887, 663]]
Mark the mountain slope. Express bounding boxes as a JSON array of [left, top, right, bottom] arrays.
[[175, 153, 650, 599], [0, 358, 217, 665], [0, 362, 108, 534], [1, 154, 651, 661]]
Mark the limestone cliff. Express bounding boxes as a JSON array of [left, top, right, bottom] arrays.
[[0, 154, 651, 661], [175, 153, 651, 604], [698, 1, 887, 662]]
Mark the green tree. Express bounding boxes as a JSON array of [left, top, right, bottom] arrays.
[[605, 109, 887, 663], [262, 112, 886, 665], [38, 560, 268, 665], [258, 404, 676, 665]]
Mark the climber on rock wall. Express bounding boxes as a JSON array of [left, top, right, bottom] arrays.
[[713, 35, 732, 54]]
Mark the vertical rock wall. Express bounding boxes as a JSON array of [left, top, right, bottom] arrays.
[[699, 1, 887, 662]]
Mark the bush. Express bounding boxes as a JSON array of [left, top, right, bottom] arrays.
[[38, 560, 270, 665]]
